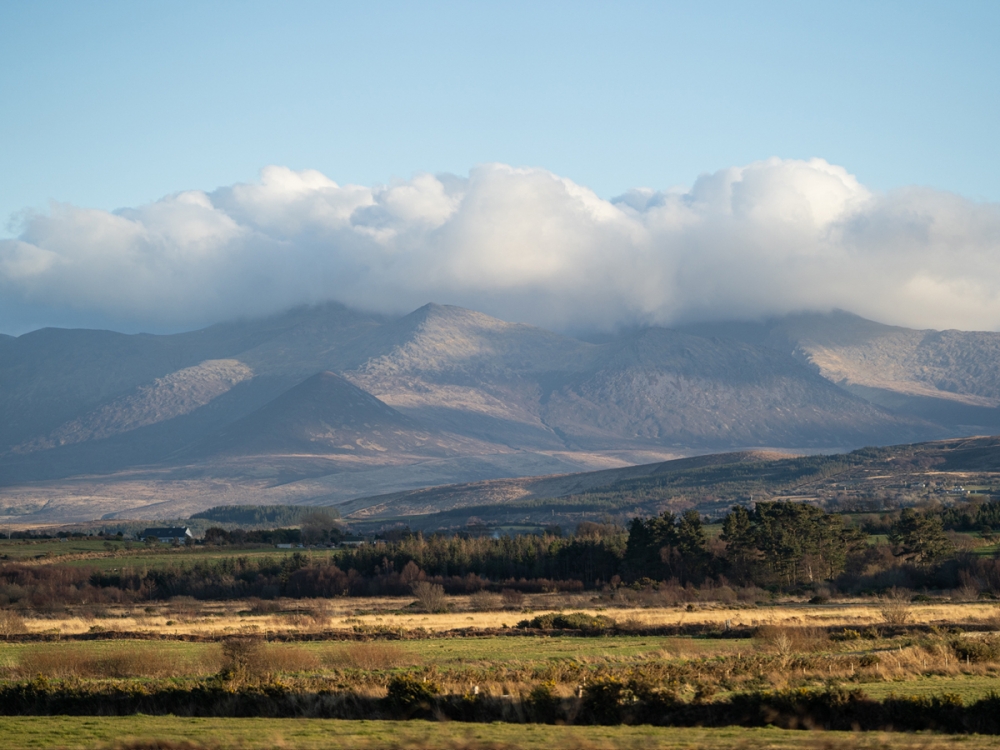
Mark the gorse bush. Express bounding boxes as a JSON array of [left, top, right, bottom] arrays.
[[525, 681, 561, 724], [952, 636, 1000, 663], [517, 612, 616, 631], [385, 674, 440, 710], [219, 636, 270, 686]]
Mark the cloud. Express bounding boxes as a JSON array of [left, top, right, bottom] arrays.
[[3, 158, 1000, 334]]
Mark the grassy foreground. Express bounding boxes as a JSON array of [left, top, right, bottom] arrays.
[[0, 717, 994, 750]]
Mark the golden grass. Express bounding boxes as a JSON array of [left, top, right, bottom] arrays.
[[12, 595, 1000, 638]]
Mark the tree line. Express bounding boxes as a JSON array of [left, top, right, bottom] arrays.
[[0, 499, 991, 606]]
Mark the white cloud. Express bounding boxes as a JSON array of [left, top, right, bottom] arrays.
[[2, 158, 1000, 334]]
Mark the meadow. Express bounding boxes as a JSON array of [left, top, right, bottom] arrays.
[[5, 716, 999, 750]]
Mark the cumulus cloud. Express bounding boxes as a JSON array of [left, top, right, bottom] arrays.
[[3, 158, 1000, 334]]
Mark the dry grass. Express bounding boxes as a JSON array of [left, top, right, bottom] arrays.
[[323, 641, 420, 670], [9, 596, 1000, 638], [754, 624, 829, 655], [9, 643, 195, 679]]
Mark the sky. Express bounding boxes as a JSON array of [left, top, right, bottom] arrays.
[[1, 1, 998, 335]]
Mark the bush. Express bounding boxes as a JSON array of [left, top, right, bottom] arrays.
[[580, 677, 635, 724], [831, 628, 863, 641], [879, 588, 913, 626], [859, 653, 881, 668], [469, 590, 502, 611], [0, 609, 26, 638], [517, 612, 616, 632], [411, 581, 447, 613], [754, 625, 828, 654], [500, 589, 525, 609], [385, 674, 440, 710], [219, 636, 270, 686], [16, 644, 179, 679], [525, 681, 561, 723], [953, 637, 1000, 664]]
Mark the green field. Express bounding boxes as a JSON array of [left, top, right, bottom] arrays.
[[0, 539, 318, 569], [0, 716, 993, 750]]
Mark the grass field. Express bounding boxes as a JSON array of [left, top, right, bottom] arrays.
[[6, 599, 1000, 746], [6, 538, 1000, 747], [0, 539, 313, 570], [15, 596, 1000, 638], [0, 716, 996, 750]]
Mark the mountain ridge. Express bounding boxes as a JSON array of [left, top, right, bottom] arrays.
[[3, 302, 1000, 523]]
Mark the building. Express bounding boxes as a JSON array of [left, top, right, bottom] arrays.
[[140, 527, 194, 544]]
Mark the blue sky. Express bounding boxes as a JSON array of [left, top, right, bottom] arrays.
[[1, 1, 999, 334], [2, 0, 997, 229]]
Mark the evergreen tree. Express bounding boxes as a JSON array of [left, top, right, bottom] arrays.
[[889, 508, 954, 563]]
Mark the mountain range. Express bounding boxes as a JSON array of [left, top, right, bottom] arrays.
[[2, 302, 1000, 524]]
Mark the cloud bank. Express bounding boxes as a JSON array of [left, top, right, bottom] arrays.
[[3, 158, 1000, 334]]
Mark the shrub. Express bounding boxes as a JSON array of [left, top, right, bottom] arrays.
[[263, 646, 319, 674], [879, 588, 913, 626], [500, 589, 525, 610], [580, 677, 635, 724], [16, 644, 178, 679], [411, 581, 447, 613], [754, 624, 828, 654], [219, 636, 270, 685], [245, 598, 280, 615], [0, 609, 26, 638], [859, 653, 881, 668], [517, 612, 616, 632], [831, 628, 863, 641], [525, 681, 561, 723], [469, 590, 503, 611], [385, 674, 440, 710], [953, 637, 1000, 664]]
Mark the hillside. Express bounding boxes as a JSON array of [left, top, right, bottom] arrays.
[[2, 303, 1000, 523], [191, 370, 472, 459], [337, 436, 1000, 532]]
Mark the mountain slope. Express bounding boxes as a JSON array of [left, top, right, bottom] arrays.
[[539, 327, 928, 449], [193, 371, 459, 458], [683, 311, 1000, 430], [5, 303, 1000, 524], [338, 436, 1000, 532]]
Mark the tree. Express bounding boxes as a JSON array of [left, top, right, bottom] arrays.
[[623, 510, 709, 583], [721, 501, 864, 587], [889, 508, 953, 563], [300, 510, 341, 545]]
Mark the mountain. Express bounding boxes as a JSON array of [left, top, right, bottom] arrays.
[[1, 302, 999, 524], [191, 371, 468, 459], [681, 311, 1000, 432]]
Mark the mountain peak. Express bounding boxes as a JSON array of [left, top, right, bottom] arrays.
[[196, 370, 435, 457]]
